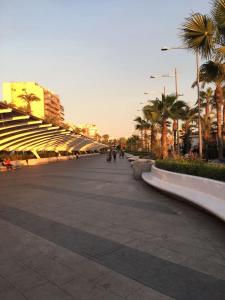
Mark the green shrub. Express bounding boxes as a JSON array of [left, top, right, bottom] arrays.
[[155, 159, 225, 182], [126, 151, 156, 159]]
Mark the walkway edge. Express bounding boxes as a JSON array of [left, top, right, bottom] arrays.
[[142, 166, 225, 222]]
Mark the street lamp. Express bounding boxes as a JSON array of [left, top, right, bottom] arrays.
[[150, 69, 178, 97], [150, 68, 184, 154], [161, 46, 202, 158]]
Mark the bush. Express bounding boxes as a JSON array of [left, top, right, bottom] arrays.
[[155, 159, 225, 182], [126, 151, 156, 159]]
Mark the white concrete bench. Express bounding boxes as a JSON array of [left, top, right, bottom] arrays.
[[132, 159, 154, 179], [125, 154, 140, 162], [142, 165, 225, 222]]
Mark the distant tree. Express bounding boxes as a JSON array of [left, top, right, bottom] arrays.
[[102, 134, 110, 144]]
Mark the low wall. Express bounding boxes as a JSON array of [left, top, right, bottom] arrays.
[[0, 153, 100, 169], [142, 165, 225, 222]]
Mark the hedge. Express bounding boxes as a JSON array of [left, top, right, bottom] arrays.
[[155, 159, 225, 182], [127, 151, 155, 159]]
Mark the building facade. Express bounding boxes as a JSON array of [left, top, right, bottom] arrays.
[[78, 124, 98, 138], [3, 82, 45, 119], [44, 88, 64, 125], [2, 82, 64, 124]]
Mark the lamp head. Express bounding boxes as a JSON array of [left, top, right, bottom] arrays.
[[161, 47, 169, 51]]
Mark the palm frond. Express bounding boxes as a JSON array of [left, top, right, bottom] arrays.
[[180, 13, 215, 59]]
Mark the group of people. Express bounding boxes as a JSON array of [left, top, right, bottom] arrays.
[[106, 149, 124, 162]]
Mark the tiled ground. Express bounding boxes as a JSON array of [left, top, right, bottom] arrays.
[[0, 154, 224, 299]]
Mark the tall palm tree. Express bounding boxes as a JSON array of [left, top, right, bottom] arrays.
[[180, 3, 225, 61], [181, 3, 225, 159], [134, 116, 145, 150], [201, 113, 215, 160], [102, 134, 109, 144], [18, 89, 40, 115], [181, 13, 215, 59], [143, 102, 161, 152], [126, 135, 139, 152], [179, 106, 197, 155], [199, 87, 214, 116], [142, 120, 151, 150], [196, 61, 225, 159], [152, 94, 186, 159], [211, 0, 225, 60]]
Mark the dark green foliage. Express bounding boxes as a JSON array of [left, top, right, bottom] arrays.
[[156, 159, 225, 182], [127, 151, 156, 159]]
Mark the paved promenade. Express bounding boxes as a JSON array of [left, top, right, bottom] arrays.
[[0, 155, 225, 300]]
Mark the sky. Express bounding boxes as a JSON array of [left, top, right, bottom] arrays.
[[0, 0, 210, 138]]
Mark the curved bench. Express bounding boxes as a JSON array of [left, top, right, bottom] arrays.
[[142, 165, 225, 222]]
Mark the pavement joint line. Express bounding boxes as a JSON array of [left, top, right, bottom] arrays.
[[0, 204, 224, 299], [21, 183, 178, 216], [1, 156, 225, 299]]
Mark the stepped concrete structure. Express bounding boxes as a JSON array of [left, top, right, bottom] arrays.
[[0, 102, 106, 156]]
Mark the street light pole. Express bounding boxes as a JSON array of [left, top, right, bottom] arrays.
[[175, 68, 178, 97], [161, 46, 203, 159], [196, 51, 203, 158], [150, 69, 180, 154]]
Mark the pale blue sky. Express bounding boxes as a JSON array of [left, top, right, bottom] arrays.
[[0, 0, 209, 137]]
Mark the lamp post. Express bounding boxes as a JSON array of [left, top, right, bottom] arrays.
[[150, 69, 181, 153], [161, 46, 202, 158], [150, 69, 179, 97]]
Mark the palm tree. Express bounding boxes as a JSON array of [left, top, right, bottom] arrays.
[[143, 102, 161, 153], [199, 87, 214, 116], [134, 116, 145, 150], [181, 106, 198, 154], [180, 2, 225, 61], [181, 4, 225, 159], [126, 135, 139, 152], [201, 113, 215, 160], [102, 134, 109, 144], [142, 120, 151, 150], [18, 89, 41, 115], [152, 94, 186, 159], [181, 13, 215, 59], [196, 61, 225, 159], [211, 0, 225, 60]]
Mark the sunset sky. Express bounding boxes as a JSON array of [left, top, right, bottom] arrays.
[[0, 0, 209, 137]]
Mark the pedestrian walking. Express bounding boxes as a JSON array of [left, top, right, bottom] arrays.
[[113, 149, 117, 161], [106, 150, 112, 162], [119, 149, 124, 158]]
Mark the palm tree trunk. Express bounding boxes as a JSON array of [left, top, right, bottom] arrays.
[[161, 118, 168, 159], [203, 130, 209, 161], [173, 120, 178, 153], [223, 102, 225, 140], [215, 85, 223, 160], [27, 101, 32, 114], [150, 126, 155, 151], [205, 97, 210, 116], [144, 128, 147, 150]]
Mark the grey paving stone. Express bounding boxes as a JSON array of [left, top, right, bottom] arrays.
[[62, 277, 125, 300], [7, 268, 46, 292], [25, 283, 73, 300], [0, 259, 27, 277], [0, 288, 27, 300], [127, 286, 174, 300], [0, 275, 12, 292], [0, 155, 225, 300], [22, 253, 75, 285]]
